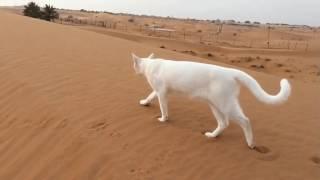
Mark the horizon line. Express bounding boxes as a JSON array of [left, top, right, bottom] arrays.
[[1, 4, 319, 27]]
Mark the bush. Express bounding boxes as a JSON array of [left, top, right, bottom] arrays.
[[23, 2, 59, 21], [23, 2, 41, 18], [128, 18, 135, 23], [41, 4, 59, 21]]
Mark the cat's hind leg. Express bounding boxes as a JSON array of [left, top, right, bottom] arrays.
[[230, 101, 255, 148], [140, 91, 157, 106], [205, 104, 229, 138], [156, 91, 168, 122]]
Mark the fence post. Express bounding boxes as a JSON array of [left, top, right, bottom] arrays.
[[267, 26, 271, 49]]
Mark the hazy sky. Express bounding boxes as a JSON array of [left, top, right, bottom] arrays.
[[1, 0, 319, 26]]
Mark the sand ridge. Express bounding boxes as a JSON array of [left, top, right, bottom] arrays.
[[0, 11, 319, 180]]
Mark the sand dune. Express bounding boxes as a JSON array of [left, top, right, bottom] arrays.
[[0, 11, 319, 180]]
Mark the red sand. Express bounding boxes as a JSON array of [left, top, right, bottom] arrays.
[[0, 11, 319, 180]]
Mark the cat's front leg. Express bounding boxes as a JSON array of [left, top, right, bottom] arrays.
[[140, 91, 157, 106]]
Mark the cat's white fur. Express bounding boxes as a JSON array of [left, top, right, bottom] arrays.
[[132, 53, 291, 148]]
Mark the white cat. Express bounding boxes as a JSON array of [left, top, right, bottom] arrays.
[[132, 53, 291, 148]]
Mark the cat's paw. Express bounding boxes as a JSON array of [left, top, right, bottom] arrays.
[[139, 99, 150, 106], [205, 132, 215, 138], [158, 117, 167, 122], [248, 142, 256, 149]]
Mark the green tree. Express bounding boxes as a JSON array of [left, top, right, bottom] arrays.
[[23, 2, 41, 18], [41, 4, 59, 21]]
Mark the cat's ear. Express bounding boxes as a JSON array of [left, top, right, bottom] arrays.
[[131, 53, 140, 64], [147, 53, 155, 59], [132, 53, 142, 73]]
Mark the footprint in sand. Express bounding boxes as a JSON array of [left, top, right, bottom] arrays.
[[122, 143, 129, 150], [131, 168, 153, 179], [254, 145, 279, 161], [310, 156, 320, 165], [110, 131, 122, 137], [56, 118, 68, 129], [90, 121, 109, 131], [254, 145, 271, 154]]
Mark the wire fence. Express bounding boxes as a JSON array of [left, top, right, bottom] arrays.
[[56, 17, 313, 52]]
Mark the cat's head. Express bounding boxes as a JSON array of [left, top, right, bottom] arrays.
[[131, 53, 155, 74]]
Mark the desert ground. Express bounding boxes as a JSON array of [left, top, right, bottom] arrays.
[[0, 8, 319, 180]]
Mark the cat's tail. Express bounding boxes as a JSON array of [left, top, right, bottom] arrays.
[[235, 70, 291, 105]]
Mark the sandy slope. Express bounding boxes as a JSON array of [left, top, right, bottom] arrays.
[[0, 11, 319, 180]]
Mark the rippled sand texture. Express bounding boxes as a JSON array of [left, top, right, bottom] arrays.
[[0, 11, 319, 180]]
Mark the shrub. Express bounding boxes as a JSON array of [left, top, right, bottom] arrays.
[[23, 2, 41, 18], [23, 2, 59, 21], [41, 4, 59, 21], [128, 18, 135, 23]]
